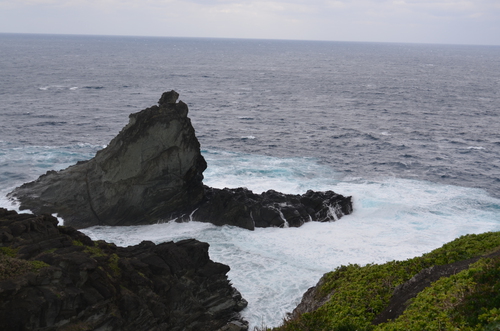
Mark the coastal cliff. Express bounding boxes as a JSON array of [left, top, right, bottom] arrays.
[[0, 208, 248, 331], [273, 232, 500, 331], [9, 91, 352, 230]]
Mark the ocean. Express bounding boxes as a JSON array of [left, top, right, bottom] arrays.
[[1, 33, 500, 328]]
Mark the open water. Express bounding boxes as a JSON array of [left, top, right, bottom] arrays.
[[1, 33, 500, 328]]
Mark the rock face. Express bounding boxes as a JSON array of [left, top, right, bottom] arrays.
[[0, 208, 248, 331], [9, 91, 352, 230], [10, 91, 207, 228]]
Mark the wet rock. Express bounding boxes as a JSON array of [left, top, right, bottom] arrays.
[[194, 187, 352, 230]]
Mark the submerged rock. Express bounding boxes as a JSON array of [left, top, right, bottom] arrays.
[[9, 91, 352, 229], [0, 208, 248, 331]]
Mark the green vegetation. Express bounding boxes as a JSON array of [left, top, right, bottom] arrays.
[[377, 256, 500, 331], [108, 253, 121, 277], [0, 246, 18, 257], [0, 253, 49, 281], [84, 244, 105, 257], [29, 260, 50, 270], [273, 232, 500, 331]]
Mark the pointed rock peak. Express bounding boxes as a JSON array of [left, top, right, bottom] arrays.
[[158, 90, 179, 106]]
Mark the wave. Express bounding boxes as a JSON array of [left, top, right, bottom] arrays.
[[38, 85, 79, 91], [38, 85, 103, 91], [82, 155, 500, 328], [83, 86, 104, 89]]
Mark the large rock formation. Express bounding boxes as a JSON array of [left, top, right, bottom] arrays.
[[9, 91, 352, 230], [0, 208, 248, 331], [194, 187, 352, 230], [10, 91, 207, 228]]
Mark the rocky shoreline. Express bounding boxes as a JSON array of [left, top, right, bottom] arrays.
[[0, 208, 248, 331]]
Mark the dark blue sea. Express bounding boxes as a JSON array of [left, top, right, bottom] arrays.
[[1, 33, 500, 328]]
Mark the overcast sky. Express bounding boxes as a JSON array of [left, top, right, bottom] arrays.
[[1, 0, 499, 45]]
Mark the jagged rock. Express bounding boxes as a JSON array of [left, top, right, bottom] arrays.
[[0, 208, 248, 331], [192, 187, 352, 230], [9, 91, 207, 228], [9, 91, 352, 230]]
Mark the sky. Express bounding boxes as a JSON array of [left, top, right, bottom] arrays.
[[0, 0, 499, 46]]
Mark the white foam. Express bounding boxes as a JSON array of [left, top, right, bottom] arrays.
[[0, 188, 21, 213], [202, 149, 340, 194], [82, 177, 500, 328], [38, 85, 81, 91]]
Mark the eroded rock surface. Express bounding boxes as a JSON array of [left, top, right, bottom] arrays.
[[0, 208, 248, 331]]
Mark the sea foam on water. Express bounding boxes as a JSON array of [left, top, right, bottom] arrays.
[[81, 150, 500, 329], [2, 146, 500, 328]]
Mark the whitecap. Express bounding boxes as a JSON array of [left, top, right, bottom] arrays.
[[52, 213, 64, 226]]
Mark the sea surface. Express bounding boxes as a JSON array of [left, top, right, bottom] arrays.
[[1, 33, 500, 328]]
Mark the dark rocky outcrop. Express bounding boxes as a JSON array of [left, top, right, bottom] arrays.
[[10, 91, 207, 228], [9, 91, 352, 230], [0, 208, 248, 331], [193, 187, 352, 230]]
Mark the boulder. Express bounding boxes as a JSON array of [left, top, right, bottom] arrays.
[[0, 208, 248, 331]]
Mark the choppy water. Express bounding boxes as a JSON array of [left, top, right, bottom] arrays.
[[1, 33, 500, 328]]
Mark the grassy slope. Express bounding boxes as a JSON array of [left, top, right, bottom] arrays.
[[272, 232, 500, 331]]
